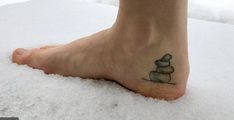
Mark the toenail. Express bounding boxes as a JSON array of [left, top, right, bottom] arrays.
[[16, 49, 28, 55]]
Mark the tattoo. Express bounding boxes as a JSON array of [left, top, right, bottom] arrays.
[[144, 53, 175, 85]]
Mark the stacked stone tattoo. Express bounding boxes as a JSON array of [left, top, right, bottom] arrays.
[[148, 53, 175, 85]]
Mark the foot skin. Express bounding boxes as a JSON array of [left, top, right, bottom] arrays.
[[12, 28, 189, 100]]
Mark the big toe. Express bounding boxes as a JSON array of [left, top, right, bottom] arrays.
[[12, 48, 33, 65], [12, 47, 56, 74]]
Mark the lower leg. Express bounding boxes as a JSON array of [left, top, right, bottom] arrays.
[[12, 0, 189, 100], [114, 0, 188, 51]]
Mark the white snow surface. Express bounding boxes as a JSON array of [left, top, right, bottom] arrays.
[[0, 0, 234, 119], [0, 0, 29, 6], [188, 0, 234, 24]]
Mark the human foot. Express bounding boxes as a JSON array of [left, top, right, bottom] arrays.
[[13, 0, 189, 100], [12, 26, 189, 100]]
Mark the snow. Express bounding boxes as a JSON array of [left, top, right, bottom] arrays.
[[0, 0, 234, 119], [0, 0, 29, 6], [188, 0, 234, 24]]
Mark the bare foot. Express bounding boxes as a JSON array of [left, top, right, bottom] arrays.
[[12, 0, 190, 100], [12, 25, 189, 100]]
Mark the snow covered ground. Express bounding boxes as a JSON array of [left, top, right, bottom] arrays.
[[0, 0, 234, 119], [189, 0, 234, 24], [0, 0, 29, 6], [0, 0, 234, 24]]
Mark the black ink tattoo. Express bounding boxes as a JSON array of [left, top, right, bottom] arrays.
[[144, 53, 175, 85]]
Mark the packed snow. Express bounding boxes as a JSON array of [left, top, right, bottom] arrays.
[[0, 0, 234, 119]]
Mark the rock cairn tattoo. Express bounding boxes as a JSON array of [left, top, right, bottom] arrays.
[[145, 53, 175, 85]]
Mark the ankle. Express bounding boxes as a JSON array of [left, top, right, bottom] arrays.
[[113, 0, 188, 49], [111, 22, 159, 48], [110, 21, 187, 54]]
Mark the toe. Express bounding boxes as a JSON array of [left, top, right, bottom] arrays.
[[12, 48, 44, 69], [12, 48, 32, 65], [12, 47, 56, 74]]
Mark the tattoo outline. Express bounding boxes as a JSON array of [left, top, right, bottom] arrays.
[[144, 53, 175, 85]]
